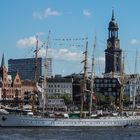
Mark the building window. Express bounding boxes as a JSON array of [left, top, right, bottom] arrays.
[[112, 84, 116, 87], [116, 66, 119, 71], [112, 79, 116, 83], [104, 84, 107, 87], [96, 88, 100, 92], [96, 79, 100, 83], [108, 84, 112, 87], [108, 88, 112, 92], [96, 84, 99, 87], [100, 84, 104, 87]]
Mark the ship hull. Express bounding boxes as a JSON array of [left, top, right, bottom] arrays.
[[0, 114, 140, 127]]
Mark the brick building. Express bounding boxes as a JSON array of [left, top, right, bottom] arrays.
[[0, 54, 36, 105]]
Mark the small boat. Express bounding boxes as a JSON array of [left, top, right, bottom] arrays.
[[0, 109, 9, 115]]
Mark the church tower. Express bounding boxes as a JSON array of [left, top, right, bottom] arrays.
[[0, 54, 8, 87], [105, 10, 122, 74]]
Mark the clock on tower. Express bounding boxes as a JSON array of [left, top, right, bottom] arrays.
[[107, 41, 112, 48]]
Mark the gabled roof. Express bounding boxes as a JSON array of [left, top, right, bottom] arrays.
[[13, 72, 21, 85]]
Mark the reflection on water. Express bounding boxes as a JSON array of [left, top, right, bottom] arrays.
[[0, 127, 140, 140]]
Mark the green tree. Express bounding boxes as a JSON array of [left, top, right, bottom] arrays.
[[123, 95, 130, 107], [96, 92, 106, 109], [61, 94, 72, 105]]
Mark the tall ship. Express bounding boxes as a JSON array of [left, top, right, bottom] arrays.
[[1, 10, 140, 127], [0, 110, 140, 127], [0, 38, 140, 127]]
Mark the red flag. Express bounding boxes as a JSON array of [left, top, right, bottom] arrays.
[[92, 95, 96, 100]]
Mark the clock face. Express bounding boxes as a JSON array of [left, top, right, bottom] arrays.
[[115, 41, 119, 48], [107, 41, 112, 48]]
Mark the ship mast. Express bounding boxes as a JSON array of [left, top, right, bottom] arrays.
[[89, 36, 96, 117], [80, 41, 88, 118], [32, 35, 39, 113], [42, 30, 51, 113], [34, 35, 39, 82], [119, 52, 124, 115], [133, 50, 138, 109]]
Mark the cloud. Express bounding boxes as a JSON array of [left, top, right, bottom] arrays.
[[38, 48, 82, 61], [83, 9, 92, 17], [16, 36, 42, 48], [33, 8, 61, 19], [130, 39, 140, 45], [16, 36, 36, 48]]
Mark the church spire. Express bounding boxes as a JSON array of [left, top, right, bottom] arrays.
[[105, 10, 122, 74], [112, 8, 115, 20], [1, 53, 5, 68]]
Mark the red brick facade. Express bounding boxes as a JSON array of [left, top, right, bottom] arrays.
[[0, 57, 36, 103]]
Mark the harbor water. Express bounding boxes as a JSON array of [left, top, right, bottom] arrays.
[[0, 127, 140, 140]]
